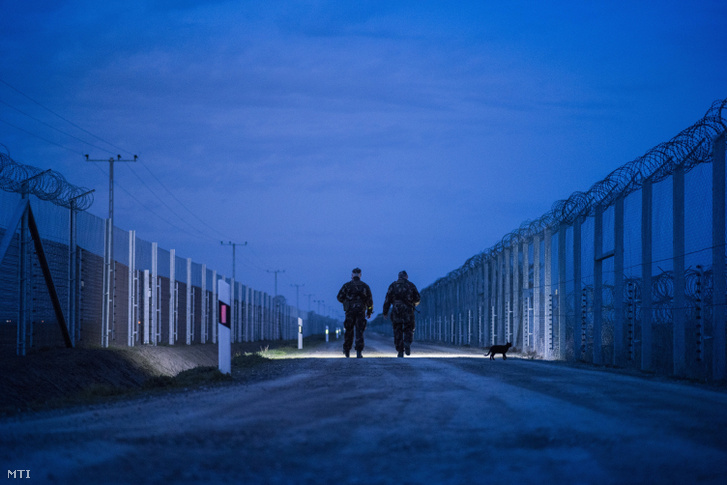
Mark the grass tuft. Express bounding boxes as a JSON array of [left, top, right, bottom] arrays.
[[143, 366, 233, 390], [232, 352, 269, 369]]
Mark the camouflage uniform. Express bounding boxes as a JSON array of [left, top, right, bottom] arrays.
[[383, 271, 421, 356], [337, 270, 373, 357]]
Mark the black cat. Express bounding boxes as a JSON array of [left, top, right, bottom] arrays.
[[485, 342, 512, 360]]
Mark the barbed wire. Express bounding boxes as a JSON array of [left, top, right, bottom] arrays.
[[0, 144, 94, 210], [425, 97, 727, 291]]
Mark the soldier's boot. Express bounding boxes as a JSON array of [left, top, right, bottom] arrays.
[[356, 350, 363, 358], [344, 348, 350, 358], [404, 345, 411, 356], [397, 351, 404, 358]]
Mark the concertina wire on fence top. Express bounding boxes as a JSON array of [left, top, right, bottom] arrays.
[[0, 144, 94, 211], [425, 97, 727, 292]]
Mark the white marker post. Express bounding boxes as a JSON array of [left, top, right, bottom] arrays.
[[325, 325, 329, 342], [218, 279, 231, 375], [298, 317, 303, 350]]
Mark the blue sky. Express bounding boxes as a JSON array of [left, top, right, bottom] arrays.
[[1, 0, 726, 317]]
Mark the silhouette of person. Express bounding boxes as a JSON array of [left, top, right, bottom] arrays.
[[337, 267, 373, 358], [383, 270, 420, 357]]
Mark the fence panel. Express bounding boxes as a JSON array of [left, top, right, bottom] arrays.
[[418, 98, 727, 380], [0, 160, 337, 355]]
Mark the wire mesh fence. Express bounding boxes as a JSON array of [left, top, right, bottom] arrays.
[[417, 98, 727, 381], [0, 156, 338, 355]]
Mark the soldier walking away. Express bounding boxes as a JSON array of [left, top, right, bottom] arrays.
[[383, 270, 421, 357], [337, 267, 374, 358]]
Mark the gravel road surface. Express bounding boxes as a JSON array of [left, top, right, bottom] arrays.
[[2, 332, 727, 484]]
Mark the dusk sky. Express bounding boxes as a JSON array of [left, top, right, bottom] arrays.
[[2, 1, 726, 318]]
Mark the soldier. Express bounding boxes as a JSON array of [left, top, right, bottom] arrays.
[[383, 270, 421, 357], [336, 267, 374, 358]]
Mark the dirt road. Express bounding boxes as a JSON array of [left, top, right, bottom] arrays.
[[2, 332, 727, 484]]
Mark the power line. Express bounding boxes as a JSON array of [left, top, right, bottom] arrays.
[[244, 244, 273, 272], [2, 78, 238, 242], [0, 99, 111, 154], [0, 80, 232, 244], [0, 118, 82, 155], [111, 178, 216, 238], [120, 163, 212, 239], [0, 77, 131, 156], [0, 78, 283, 275], [134, 160, 232, 240]]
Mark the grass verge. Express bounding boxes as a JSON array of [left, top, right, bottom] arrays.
[[2, 335, 333, 416]]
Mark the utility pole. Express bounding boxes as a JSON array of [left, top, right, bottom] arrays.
[[85, 154, 138, 242], [313, 299, 324, 315], [290, 283, 304, 312], [85, 154, 137, 347], [220, 241, 247, 281], [303, 293, 313, 312], [267, 269, 285, 297]]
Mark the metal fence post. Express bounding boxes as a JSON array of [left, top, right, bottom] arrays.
[[712, 132, 726, 380], [641, 180, 653, 372], [201, 264, 207, 344], [151, 242, 158, 345], [614, 196, 625, 366], [186, 258, 192, 345], [522, 239, 530, 351], [504, 247, 511, 345], [593, 204, 603, 365], [533, 233, 541, 356], [143, 269, 150, 344], [558, 224, 567, 360], [544, 228, 552, 358], [127, 230, 136, 347], [513, 244, 521, 349], [169, 249, 175, 345], [573, 216, 582, 362], [673, 164, 686, 377]]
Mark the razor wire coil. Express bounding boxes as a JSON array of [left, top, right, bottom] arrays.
[[0, 145, 93, 210], [426, 97, 727, 291]]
